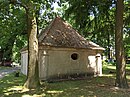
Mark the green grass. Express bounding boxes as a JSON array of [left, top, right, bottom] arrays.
[[0, 72, 26, 97], [0, 65, 130, 97]]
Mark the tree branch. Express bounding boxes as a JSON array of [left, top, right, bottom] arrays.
[[9, 0, 28, 11]]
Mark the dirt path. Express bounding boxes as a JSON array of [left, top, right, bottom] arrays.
[[0, 67, 20, 79]]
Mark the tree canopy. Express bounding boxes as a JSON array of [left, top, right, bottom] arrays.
[[53, 0, 130, 59], [0, 0, 60, 62]]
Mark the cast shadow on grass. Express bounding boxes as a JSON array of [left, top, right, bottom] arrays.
[[1, 67, 130, 97], [0, 76, 117, 97]]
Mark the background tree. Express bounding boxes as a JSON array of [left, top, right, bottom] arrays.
[[124, 0, 130, 57], [0, 0, 59, 63], [0, 4, 27, 62], [63, 0, 116, 60]]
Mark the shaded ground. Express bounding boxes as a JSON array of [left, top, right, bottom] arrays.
[[0, 65, 130, 97]]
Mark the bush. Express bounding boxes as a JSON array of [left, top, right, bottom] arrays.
[[102, 60, 108, 66]]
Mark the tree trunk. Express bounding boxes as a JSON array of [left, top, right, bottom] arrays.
[[4, 33, 17, 61], [9, 0, 40, 89], [115, 0, 129, 88], [24, 3, 40, 89]]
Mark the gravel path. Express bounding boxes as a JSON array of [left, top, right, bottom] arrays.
[[0, 67, 20, 79]]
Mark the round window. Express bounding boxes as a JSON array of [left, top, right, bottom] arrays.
[[71, 53, 78, 60]]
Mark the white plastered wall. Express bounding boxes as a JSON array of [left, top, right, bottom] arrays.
[[21, 50, 28, 75], [39, 47, 90, 80], [21, 46, 103, 80]]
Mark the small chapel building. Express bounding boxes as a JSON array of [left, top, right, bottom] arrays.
[[21, 17, 105, 81]]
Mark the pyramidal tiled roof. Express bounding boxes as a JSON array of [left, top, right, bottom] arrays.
[[38, 17, 104, 50]]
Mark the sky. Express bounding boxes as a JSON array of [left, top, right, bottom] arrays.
[[53, 2, 60, 12]]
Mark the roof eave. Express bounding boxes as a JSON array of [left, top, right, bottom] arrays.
[[89, 47, 105, 51]]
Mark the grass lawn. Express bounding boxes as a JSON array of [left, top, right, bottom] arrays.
[[1, 65, 130, 97]]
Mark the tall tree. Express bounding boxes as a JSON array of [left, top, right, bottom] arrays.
[[6, 0, 40, 89], [1, 0, 59, 89], [115, 0, 129, 88], [23, 1, 40, 89]]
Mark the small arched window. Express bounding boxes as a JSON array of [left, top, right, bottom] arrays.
[[71, 53, 78, 60]]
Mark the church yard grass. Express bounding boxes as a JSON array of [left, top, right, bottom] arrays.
[[0, 65, 130, 97]]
